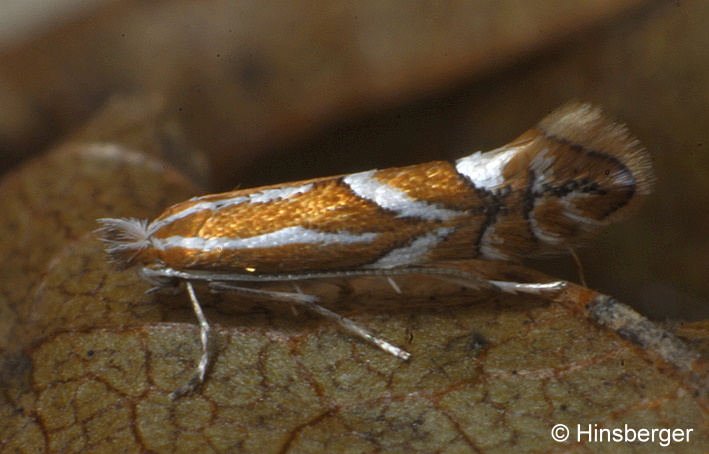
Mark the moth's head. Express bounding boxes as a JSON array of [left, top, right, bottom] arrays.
[[96, 217, 155, 267]]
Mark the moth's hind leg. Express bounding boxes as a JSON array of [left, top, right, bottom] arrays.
[[488, 280, 567, 295], [373, 266, 567, 296]]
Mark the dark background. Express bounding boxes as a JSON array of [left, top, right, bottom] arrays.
[[0, 0, 706, 321]]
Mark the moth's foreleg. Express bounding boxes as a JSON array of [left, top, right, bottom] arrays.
[[170, 281, 212, 399]]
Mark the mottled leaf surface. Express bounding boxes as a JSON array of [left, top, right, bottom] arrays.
[[1, 100, 706, 454]]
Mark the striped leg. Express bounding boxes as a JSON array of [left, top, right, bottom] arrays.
[[170, 282, 211, 399], [211, 281, 410, 360], [166, 267, 564, 398]]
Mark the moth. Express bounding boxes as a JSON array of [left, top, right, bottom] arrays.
[[98, 103, 653, 397]]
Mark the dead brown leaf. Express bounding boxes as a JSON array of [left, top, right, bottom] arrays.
[[0, 0, 653, 186], [1, 96, 707, 454], [1, 2, 708, 448]]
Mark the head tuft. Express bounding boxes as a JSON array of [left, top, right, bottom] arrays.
[[95, 218, 151, 266]]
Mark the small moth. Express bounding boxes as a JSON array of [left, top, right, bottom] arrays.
[[98, 103, 653, 397]]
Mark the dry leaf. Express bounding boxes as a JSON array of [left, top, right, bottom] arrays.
[[1, 98, 707, 453], [0, 0, 653, 184], [1, 3, 707, 448], [2, 0, 706, 321]]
